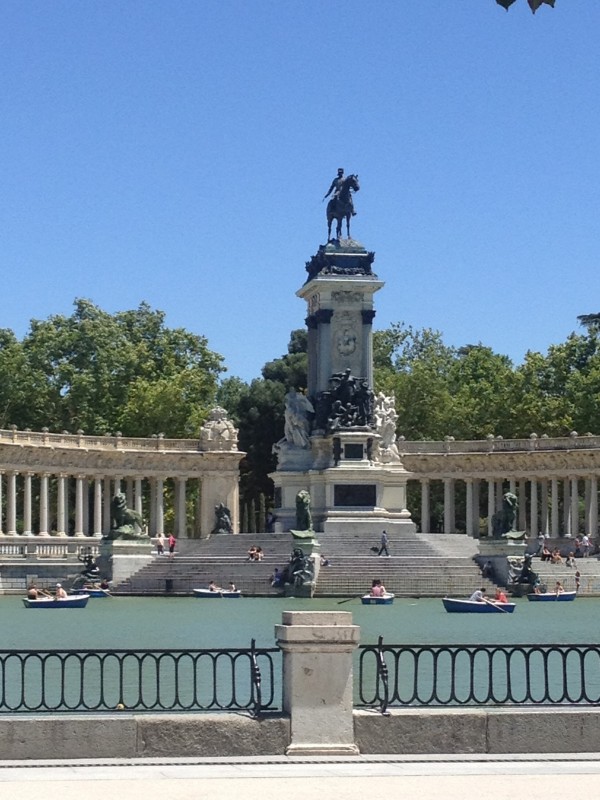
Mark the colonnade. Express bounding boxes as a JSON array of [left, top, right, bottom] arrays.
[[0, 471, 194, 538], [414, 474, 599, 537]]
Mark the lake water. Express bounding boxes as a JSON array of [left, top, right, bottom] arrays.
[[2, 595, 599, 651]]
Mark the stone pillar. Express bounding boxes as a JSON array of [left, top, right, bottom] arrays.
[[0, 472, 4, 535], [38, 473, 49, 536], [93, 478, 103, 538], [518, 480, 527, 531], [134, 478, 143, 517], [465, 479, 473, 538], [74, 475, 85, 537], [176, 477, 187, 538], [275, 611, 360, 756], [82, 477, 89, 536], [563, 478, 571, 538], [103, 478, 112, 536], [551, 478, 559, 537], [443, 478, 455, 534], [23, 472, 33, 536], [7, 471, 17, 536], [126, 478, 134, 508], [57, 474, 67, 536], [589, 475, 598, 537], [155, 478, 164, 537], [472, 479, 481, 537], [487, 480, 495, 537], [420, 479, 430, 534], [540, 479, 549, 537], [570, 476, 579, 538], [530, 478, 538, 538]]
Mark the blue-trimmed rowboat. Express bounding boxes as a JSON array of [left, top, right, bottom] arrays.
[[193, 588, 242, 598], [22, 594, 90, 609], [361, 593, 395, 605], [73, 587, 111, 598], [527, 590, 577, 602], [442, 597, 516, 613]]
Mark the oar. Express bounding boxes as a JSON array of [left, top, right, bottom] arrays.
[[483, 597, 509, 614], [337, 595, 362, 605]]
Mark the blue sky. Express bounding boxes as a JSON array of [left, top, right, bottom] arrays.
[[2, 1, 599, 383]]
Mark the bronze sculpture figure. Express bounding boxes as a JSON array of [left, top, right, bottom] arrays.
[[324, 170, 360, 240]]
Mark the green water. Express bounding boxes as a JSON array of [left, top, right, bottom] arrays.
[[2, 595, 600, 651]]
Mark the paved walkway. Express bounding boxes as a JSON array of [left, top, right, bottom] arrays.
[[2, 755, 600, 800]]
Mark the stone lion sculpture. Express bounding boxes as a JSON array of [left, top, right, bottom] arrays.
[[295, 489, 313, 533], [492, 491, 518, 538], [108, 492, 146, 540]]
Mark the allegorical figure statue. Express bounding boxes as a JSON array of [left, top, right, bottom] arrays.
[[211, 502, 233, 535], [323, 168, 360, 240], [284, 389, 314, 449]]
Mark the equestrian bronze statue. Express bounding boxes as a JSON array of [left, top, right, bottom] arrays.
[[323, 170, 360, 241]]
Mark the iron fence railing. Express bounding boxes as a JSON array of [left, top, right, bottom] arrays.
[[357, 639, 600, 709], [0, 641, 281, 716]]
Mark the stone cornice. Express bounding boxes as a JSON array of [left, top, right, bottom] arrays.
[[0, 438, 244, 479]]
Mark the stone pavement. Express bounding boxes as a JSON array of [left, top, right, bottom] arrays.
[[2, 755, 600, 800]]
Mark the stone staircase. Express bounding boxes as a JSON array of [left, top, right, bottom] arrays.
[[113, 531, 486, 598], [315, 531, 483, 597], [113, 533, 293, 595]]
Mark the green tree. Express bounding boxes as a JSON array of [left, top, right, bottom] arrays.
[[4, 299, 224, 436]]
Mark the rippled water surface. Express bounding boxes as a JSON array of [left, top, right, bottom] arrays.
[[1, 595, 599, 650]]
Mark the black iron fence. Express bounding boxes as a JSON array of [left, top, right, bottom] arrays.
[[0, 641, 281, 715], [358, 638, 600, 711]]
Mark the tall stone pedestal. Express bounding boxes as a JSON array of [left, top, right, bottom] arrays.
[[275, 611, 360, 755], [271, 239, 416, 536]]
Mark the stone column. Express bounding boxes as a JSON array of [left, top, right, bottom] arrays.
[[93, 478, 103, 538], [518, 480, 527, 531], [7, 471, 17, 536], [420, 479, 430, 534], [570, 476, 579, 538], [23, 472, 33, 536], [82, 477, 89, 536], [103, 478, 112, 536], [155, 478, 164, 537], [134, 478, 143, 517], [275, 611, 360, 756], [443, 478, 455, 534], [563, 478, 571, 538], [487, 479, 495, 537], [176, 477, 187, 538], [589, 475, 598, 538], [551, 478, 559, 538], [74, 475, 85, 537], [471, 479, 480, 537], [0, 472, 4, 535], [465, 479, 474, 538], [57, 474, 67, 536], [530, 478, 538, 538], [540, 479, 549, 537], [38, 473, 49, 536]]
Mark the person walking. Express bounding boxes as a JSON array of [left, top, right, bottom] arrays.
[[168, 533, 176, 558], [156, 533, 165, 556], [378, 530, 390, 557]]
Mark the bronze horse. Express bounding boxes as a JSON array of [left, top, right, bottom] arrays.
[[327, 174, 359, 240]]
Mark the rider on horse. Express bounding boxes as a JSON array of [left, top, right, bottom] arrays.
[[323, 168, 356, 216]]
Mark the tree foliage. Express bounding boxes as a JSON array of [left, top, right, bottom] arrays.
[[0, 299, 224, 436]]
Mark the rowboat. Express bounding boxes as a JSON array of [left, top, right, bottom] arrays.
[[361, 593, 395, 605], [442, 597, 516, 613], [22, 594, 90, 609], [527, 590, 577, 602], [72, 587, 111, 598], [193, 588, 242, 598]]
